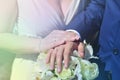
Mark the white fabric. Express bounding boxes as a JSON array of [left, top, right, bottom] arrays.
[[10, 0, 80, 80], [67, 29, 81, 38]]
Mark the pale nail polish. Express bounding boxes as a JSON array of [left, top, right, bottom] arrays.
[[64, 64, 68, 69], [57, 68, 61, 73], [50, 67, 53, 70]]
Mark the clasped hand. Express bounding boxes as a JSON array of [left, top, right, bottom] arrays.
[[43, 30, 85, 73]]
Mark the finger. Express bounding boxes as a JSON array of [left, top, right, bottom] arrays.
[[50, 48, 57, 70], [46, 49, 53, 64], [62, 34, 80, 43], [67, 31, 80, 40], [50, 40, 65, 48], [63, 43, 73, 69], [56, 46, 64, 73], [78, 42, 85, 58], [55, 30, 78, 42], [64, 37, 77, 42], [63, 35, 76, 42]]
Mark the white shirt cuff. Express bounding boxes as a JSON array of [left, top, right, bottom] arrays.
[[66, 29, 81, 38]]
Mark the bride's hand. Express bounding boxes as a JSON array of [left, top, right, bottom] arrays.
[[40, 30, 80, 52]]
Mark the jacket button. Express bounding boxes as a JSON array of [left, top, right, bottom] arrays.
[[113, 48, 119, 55]]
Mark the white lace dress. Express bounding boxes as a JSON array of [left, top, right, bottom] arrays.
[[10, 0, 80, 80]]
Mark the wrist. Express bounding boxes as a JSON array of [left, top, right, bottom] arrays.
[[38, 38, 46, 53], [34, 38, 42, 54], [38, 39, 42, 53]]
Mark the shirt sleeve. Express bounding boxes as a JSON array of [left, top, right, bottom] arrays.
[[65, 0, 105, 41]]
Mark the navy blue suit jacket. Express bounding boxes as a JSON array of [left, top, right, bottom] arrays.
[[66, 0, 120, 79]]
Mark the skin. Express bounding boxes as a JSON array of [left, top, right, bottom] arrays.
[[0, 0, 84, 76], [46, 40, 85, 73], [45, 0, 85, 73], [0, 1, 79, 54]]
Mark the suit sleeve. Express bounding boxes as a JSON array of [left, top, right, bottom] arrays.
[[65, 0, 105, 41]]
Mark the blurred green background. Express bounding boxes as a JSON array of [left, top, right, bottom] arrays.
[[0, 50, 15, 80]]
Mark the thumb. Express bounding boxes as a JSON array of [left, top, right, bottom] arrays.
[[78, 42, 85, 58]]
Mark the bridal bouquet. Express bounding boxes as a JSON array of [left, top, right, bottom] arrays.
[[32, 43, 99, 80]]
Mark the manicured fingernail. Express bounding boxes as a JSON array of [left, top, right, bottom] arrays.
[[64, 64, 68, 69], [46, 60, 48, 64], [50, 67, 53, 70], [57, 68, 61, 73]]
